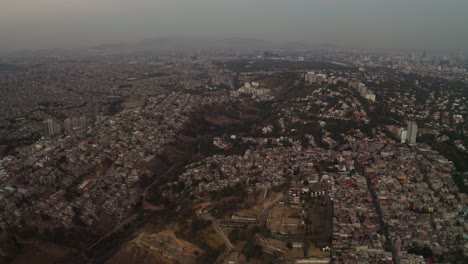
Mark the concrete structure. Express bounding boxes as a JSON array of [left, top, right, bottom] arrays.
[[399, 129, 408, 144], [237, 82, 270, 97], [355, 82, 376, 102], [43, 119, 61, 138], [305, 72, 327, 85], [288, 188, 301, 204], [64, 118, 72, 134], [365, 92, 376, 102], [407, 122, 418, 146], [66, 116, 89, 132], [43, 119, 54, 138], [305, 72, 316, 84], [79, 116, 87, 129], [316, 74, 327, 85]]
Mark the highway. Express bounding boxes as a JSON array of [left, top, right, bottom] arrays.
[[258, 193, 285, 226]]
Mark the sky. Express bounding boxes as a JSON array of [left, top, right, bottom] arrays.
[[1, 0, 467, 54]]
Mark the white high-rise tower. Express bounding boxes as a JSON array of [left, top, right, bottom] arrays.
[[407, 122, 418, 146]]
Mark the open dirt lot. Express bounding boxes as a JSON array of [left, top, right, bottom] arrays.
[[106, 230, 202, 264], [266, 204, 303, 235]]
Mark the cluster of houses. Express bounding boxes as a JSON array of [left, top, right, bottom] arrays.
[[0, 92, 230, 232]]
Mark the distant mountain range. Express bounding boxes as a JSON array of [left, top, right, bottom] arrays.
[[94, 36, 275, 53], [2, 36, 341, 58]]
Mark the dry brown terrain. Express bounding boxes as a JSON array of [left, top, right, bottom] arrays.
[[176, 134, 198, 143], [11, 239, 76, 264], [106, 230, 203, 264], [267, 204, 303, 235], [105, 240, 172, 264], [204, 114, 240, 126]]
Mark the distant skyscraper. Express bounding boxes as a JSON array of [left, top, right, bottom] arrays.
[[71, 117, 80, 130], [407, 122, 418, 146], [65, 115, 89, 134], [64, 118, 72, 134], [43, 119, 54, 138], [304, 72, 327, 84], [315, 74, 327, 85], [79, 116, 87, 129], [43, 119, 61, 137], [305, 72, 316, 84], [399, 129, 407, 144], [53, 122, 62, 135]]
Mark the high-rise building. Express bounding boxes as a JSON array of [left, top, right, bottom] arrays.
[[64, 118, 72, 134], [399, 129, 407, 144], [53, 122, 62, 135], [79, 116, 87, 128], [43, 119, 54, 138], [43, 119, 61, 138], [315, 73, 327, 85], [63, 115, 89, 134], [407, 122, 418, 146], [365, 92, 376, 102], [305, 72, 314, 84], [358, 86, 368, 95], [71, 117, 80, 130]]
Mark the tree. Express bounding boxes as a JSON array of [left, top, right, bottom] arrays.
[[408, 245, 433, 258], [191, 217, 210, 231], [175, 181, 185, 192], [228, 229, 241, 243], [243, 241, 262, 260]]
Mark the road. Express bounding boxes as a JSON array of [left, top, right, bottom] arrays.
[[356, 158, 398, 264], [201, 192, 285, 259], [200, 210, 236, 264], [202, 192, 286, 263], [201, 211, 234, 251], [214, 224, 234, 250], [258, 193, 285, 226]]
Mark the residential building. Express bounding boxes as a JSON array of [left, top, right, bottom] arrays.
[[407, 122, 418, 146]]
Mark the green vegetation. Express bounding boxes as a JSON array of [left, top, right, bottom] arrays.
[[407, 245, 433, 258], [418, 133, 436, 143], [228, 228, 241, 243], [218, 60, 352, 73], [453, 173, 468, 194], [210, 201, 240, 219], [416, 132, 468, 194], [243, 240, 263, 260], [434, 142, 468, 172], [198, 244, 225, 264], [210, 183, 247, 200], [191, 217, 211, 231]]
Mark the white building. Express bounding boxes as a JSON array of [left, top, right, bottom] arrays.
[[399, 129, 408, 144], [237, 82, 270, 97], [407, 122, 418, 146], [305, 72, 316, 84], [315, 74, 327, 84], [365, 92, 376, 102]]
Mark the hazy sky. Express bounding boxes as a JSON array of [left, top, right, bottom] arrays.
[[1, 0, 467, 53]]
